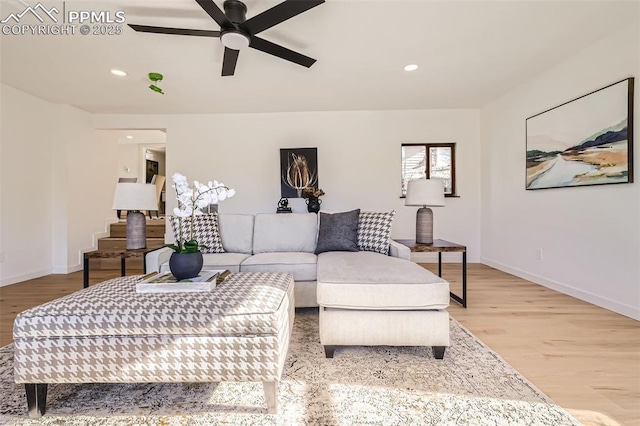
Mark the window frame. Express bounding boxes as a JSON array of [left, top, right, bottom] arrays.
[[401, 142, 457, 197]]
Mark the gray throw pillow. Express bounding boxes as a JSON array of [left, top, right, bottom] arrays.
[[315, 209, 361, 254]]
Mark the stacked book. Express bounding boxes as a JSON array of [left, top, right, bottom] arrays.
[[136, 270, 230, 293]]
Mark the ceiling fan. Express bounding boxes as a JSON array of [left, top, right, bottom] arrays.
[[128, 0, 324, 77]]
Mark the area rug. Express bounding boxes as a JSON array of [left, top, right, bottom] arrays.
[[0, 308, 579, 426]]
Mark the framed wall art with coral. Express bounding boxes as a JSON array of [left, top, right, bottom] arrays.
[[526, 77, 634, 190], [280, 148, 318, 198]]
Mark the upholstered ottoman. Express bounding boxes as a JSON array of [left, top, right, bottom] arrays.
[[317, 252, 450, 358], [13, 272, 294, 418]]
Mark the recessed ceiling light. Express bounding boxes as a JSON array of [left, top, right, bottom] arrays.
[[404, 64, 418, 72], [126, 135, 133, 139], [111, 69, 128, 77]]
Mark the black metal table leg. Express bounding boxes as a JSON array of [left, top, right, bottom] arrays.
[[462, 251, 467, 308], [448, 250, 467, 308], [438, 253, 442, 277], [120, 257, 126, 277], [83, 256, 89, 288]]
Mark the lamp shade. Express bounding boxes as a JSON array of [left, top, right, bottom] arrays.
[[405, 179, 445, 207], [112, 183, 158, 211]]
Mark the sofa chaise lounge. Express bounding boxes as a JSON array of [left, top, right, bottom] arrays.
[[146, 212, 451, 358]]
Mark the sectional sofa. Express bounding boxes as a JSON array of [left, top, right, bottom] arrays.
[[145, 212, 451, 358]]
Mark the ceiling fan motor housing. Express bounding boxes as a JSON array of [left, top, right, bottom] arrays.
[[223, 0, 247, 25], [220, 0, 249, 50]]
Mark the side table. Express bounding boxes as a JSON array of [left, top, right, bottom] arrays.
[[83, 249, 152, 288], [396, 239, 467, 308]]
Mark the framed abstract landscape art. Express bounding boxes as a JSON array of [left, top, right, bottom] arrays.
[[526, 77, 634, 190]]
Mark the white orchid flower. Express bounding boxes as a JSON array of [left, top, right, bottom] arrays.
[[172, 173, 188, 185], [173, 206, 192, 218], [170, 173, 236, 253], [177, 192, 193, 207], [196, 198, 209, 209]]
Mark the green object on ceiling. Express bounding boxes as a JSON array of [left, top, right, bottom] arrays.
[[148, 72, 164, 95]]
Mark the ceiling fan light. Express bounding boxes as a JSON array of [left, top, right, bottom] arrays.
[[221, 31, 250, 50]]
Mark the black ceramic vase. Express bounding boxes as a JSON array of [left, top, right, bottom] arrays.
[[306, 197, 321, 213], [169, 251, 203, 281]]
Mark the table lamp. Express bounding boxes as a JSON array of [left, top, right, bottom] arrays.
[[405, 179, 445, 244], [112, 183, 158, 249]]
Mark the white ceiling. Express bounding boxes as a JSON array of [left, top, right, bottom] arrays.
[[1, 0, 638, 114]]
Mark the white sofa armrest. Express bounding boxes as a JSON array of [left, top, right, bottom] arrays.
[[389, 239, 411, 260], [145, 247, 173, 273]]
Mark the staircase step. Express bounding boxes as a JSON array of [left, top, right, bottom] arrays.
[[110, 220, 166, 238], [92, 219, 167, 270]]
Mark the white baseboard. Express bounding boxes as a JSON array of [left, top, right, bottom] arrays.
[[51, 264, 83, 274], [481, 257, 640, 321], [0, 268, 52, 287]]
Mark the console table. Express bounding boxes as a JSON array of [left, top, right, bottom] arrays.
[[83, 249, 151, 288], [396, 239, 467, 308]]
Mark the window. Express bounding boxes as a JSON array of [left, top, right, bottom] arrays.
[[401, 143, 456, 197]]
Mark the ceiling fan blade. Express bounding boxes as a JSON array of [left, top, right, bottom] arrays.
[[128, 24, 220, 37], [249, 36, 315, 68], [195, 0, 232, 28], [222, 47, 240, 76], [243, 0, 324, 35]]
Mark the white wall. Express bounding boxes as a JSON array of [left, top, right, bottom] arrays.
[[94, 109, 482, 261], [1, 84, 119, 285], [1, 84, 55, 284], [117, 144, 139, 181], [480, 23, 640, 320], [61, 120, 118, 272]]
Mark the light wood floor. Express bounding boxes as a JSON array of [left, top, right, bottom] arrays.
[[1, 264, 638, 425]]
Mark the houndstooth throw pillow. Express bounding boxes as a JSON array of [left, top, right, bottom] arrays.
[[357, 211, 396, 254], [169, 213, 225, 254]]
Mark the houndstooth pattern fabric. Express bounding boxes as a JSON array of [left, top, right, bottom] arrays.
[[357, 211, 396, 254], [14, 273, 294, 384], [14, 273, 292, 339], [169, 213, 224, 253]]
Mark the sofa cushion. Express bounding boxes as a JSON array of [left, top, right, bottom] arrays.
[[315, 209, 360, 254], [168, 214, 224, 254], [218, 214, 254, 254], [253, 213, 318, 253], [241, 252, 317, 282], [357, 211, 395, 254], [317, 251, 449, 310], [160, 253, 250, 273]]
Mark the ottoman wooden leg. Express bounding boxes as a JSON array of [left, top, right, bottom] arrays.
[[263, 381, 278, 414], [25, 383, 48, 419], [324, 345, 336, 358], [433, 346, 446, 359]]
